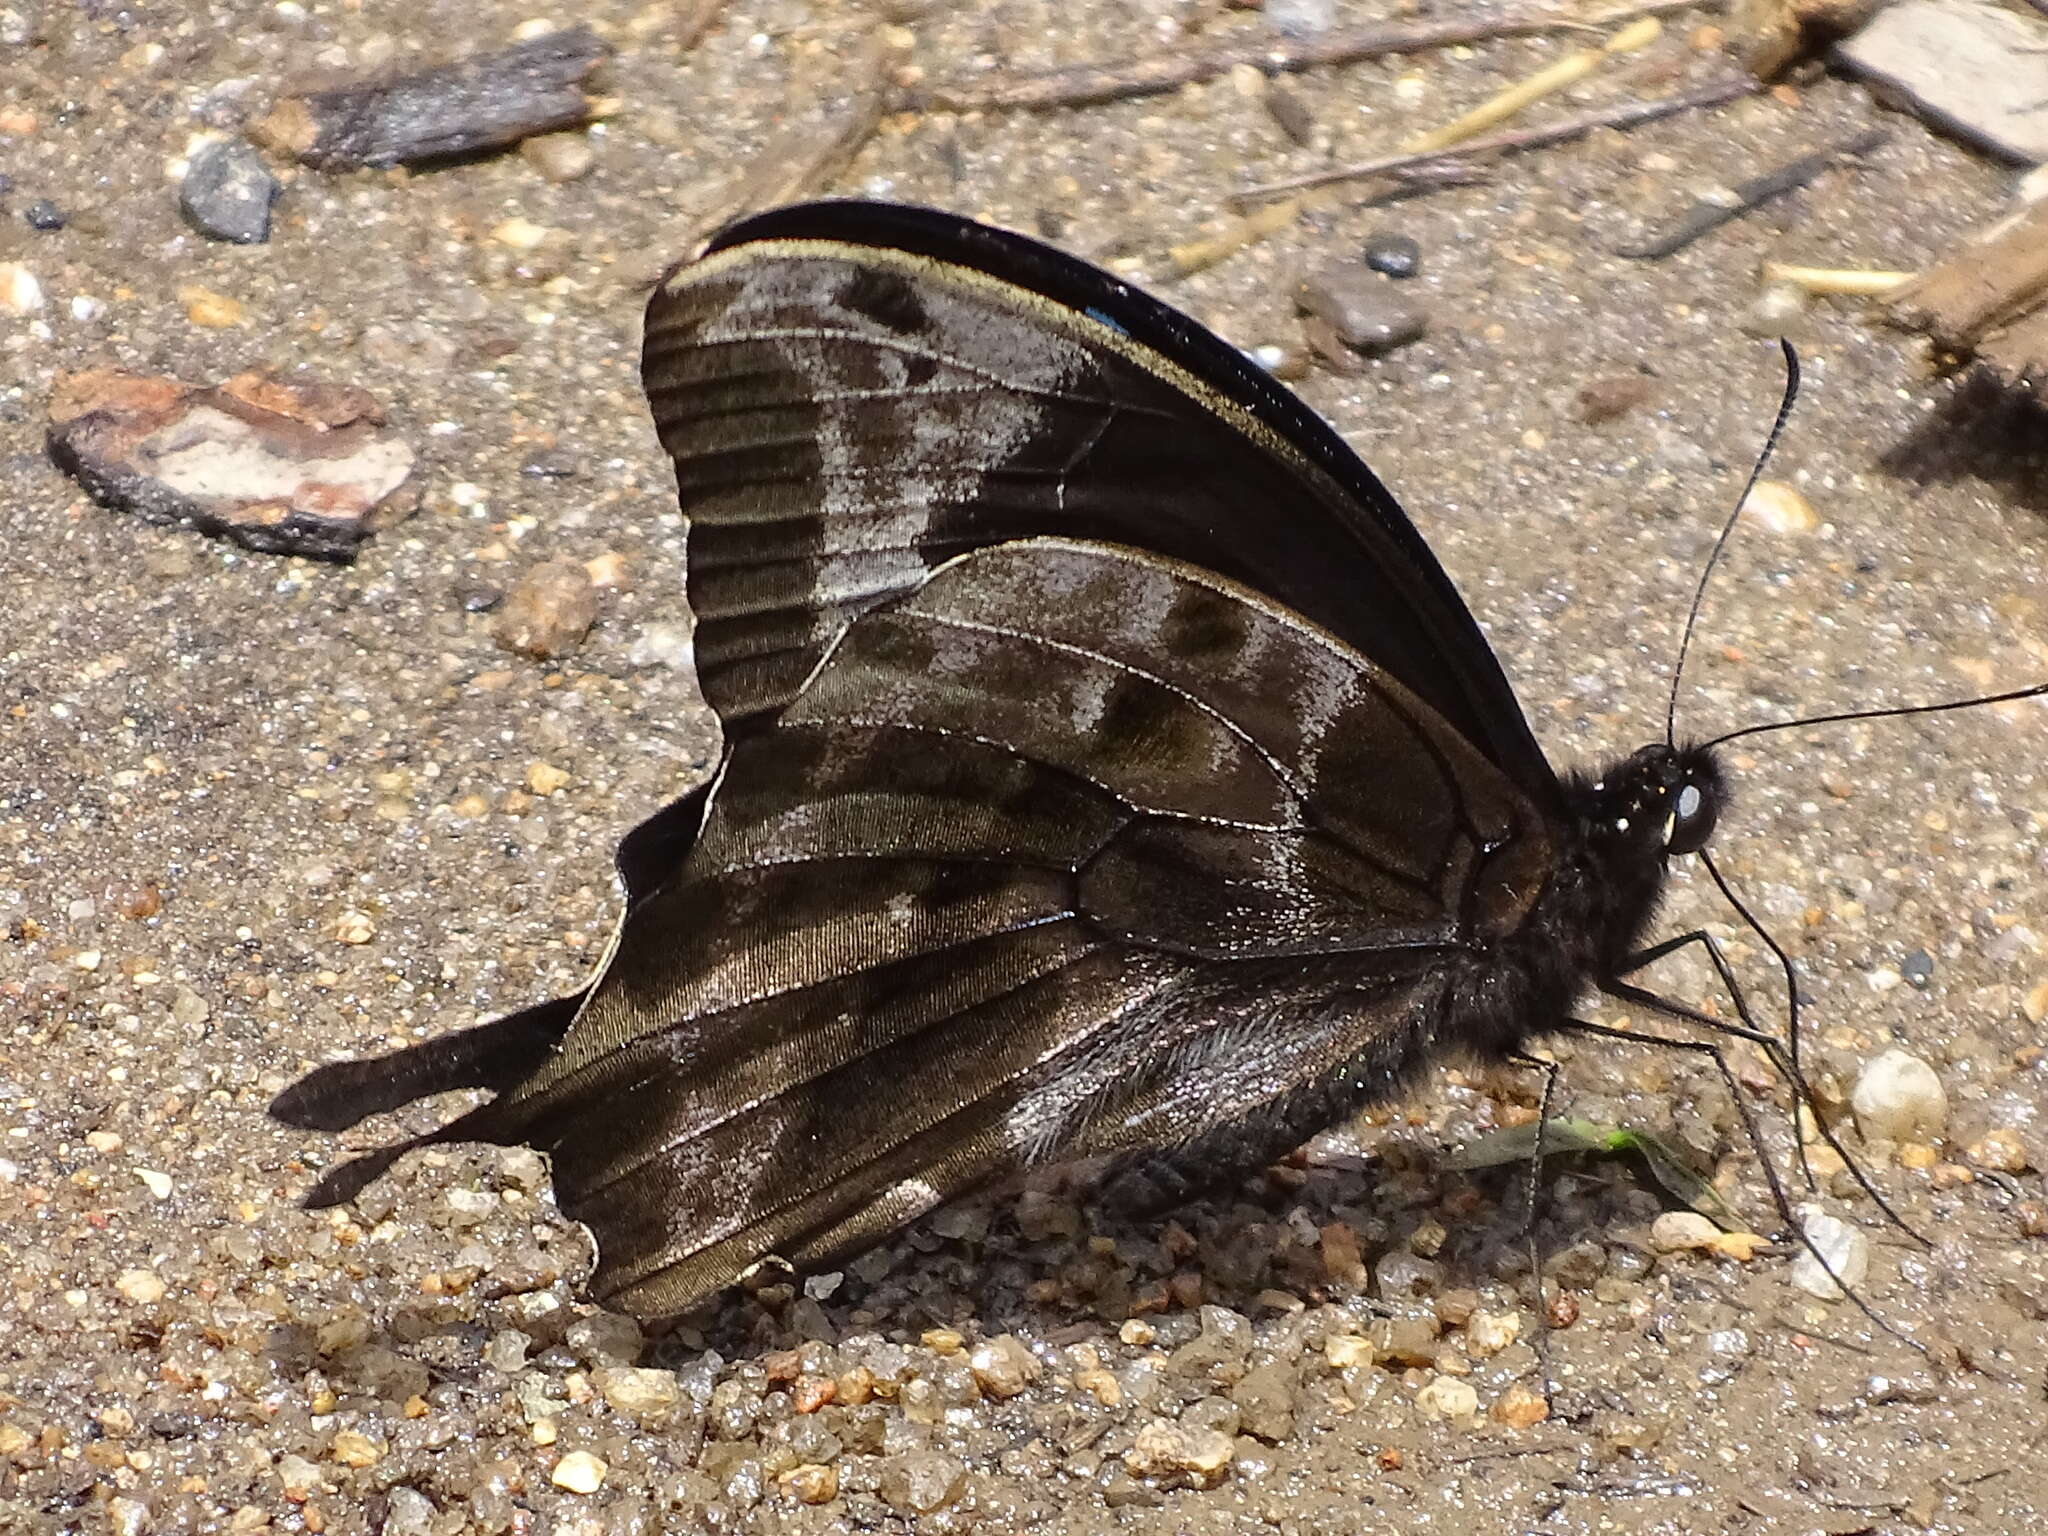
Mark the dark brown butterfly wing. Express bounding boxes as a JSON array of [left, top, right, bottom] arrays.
[[648, 205, 1557, 799], [442, 540, 1548, 1315]]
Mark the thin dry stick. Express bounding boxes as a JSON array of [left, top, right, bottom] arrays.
[[1171, 14, 1661, 276], [1619, 127, 1887, 260], [1401, 14, 1662, 153], [912, 0, 1710, 113], [714, 89, 887, 228], [1232, 74, 1761, 206], [1761, 261, 1914, 296]]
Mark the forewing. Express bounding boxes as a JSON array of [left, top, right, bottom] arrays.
[[466, 541, 1548, 1316], [643, 203, 1556, 797]]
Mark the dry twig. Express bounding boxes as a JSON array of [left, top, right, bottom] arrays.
[[912, 0, 1707, 113], [1235, 74, 1760, 205], [1178, 71, 1758, 278], [1618, 126, 1885, 260], [1400, 14, 1663, 154]]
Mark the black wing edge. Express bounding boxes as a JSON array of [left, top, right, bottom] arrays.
[[268, 779, 721, 1204], [693, 198, 1554, 797]]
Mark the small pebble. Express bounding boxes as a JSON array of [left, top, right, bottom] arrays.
[[329, 909, 376, 945], [1124, 1420, 1234, 1484], [967, 1335, 1041, 1399], [1740, 480, 1818, 535], [1649, 1210, 1719, 1252], [492, 215, 556, 250], [627, 621, 693, 670], [381, 1489, 435, 1536], [1788, 1207, 1871, 1300], [178, 285, 245, 328], [525, 761, 572, 796], [1323, 1333, 1373, 1370], [1965, 1127, 2031, 1173], [1361, 231, 1421, 279], [114, 1268, 166, 1304], [1464, 1309, 1522, 1357], [1229, 1362, 1297, 1443], [550, 1450, 607, 1493], [135, 1168, 173, 1199], [1265, 0, 1336, 39], [520, 131, 595, 181], [1296, 265, 1428, 357], [24, 199, 65, 231], [1373, 1316, 1440, 1367], [494, 559, 598, 659], [878, 1449, 967, 1512], [593, 1365, 680, 1422], [783, 1463, 839, 1504], [330, 1430, 384, 1468], [179, 139, 280, 244], [1414, 1374, 1480, 1423], [1, 262, 43, 313], [1741, 281, 1810, 339], [565, 1312, 644, 1367], [484, 1330, 530, 1373], [1851, 1049, 1947, 1141], [1491, 1383, 1549, 1427]]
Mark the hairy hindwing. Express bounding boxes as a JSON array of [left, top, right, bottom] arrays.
[[473, 540, 1548, 1315]]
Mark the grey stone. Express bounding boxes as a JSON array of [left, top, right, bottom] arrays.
[[1837, 0, 2048, 164], [180, 139, 280, 244]]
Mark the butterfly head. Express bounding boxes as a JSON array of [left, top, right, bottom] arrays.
[[1577, 743, 1725, 863]]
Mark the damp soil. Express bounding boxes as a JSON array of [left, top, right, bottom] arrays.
[[3, 4, 2047, 1534]]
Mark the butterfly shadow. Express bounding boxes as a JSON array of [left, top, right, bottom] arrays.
[[654, 1137, 1672, 1367], [1878, 370, 2048, 517]]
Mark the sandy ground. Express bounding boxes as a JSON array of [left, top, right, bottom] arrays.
[[3, 2, 2047, 1533]]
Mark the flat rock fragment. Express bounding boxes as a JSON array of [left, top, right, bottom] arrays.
[[1836, 0, 2048, 164], [252, 27, 610, 170], [47, 368, 416, 560]]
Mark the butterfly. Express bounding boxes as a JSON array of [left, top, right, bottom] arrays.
[[272, 200, 1876, 1319]]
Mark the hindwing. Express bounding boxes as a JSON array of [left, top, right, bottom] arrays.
[[449, 540, 1549, 1315]]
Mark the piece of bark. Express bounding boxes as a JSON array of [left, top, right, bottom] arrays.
[[1979, 306, 2048, 390], [48, 368, 416, 560], [252, 27, 609, 170], [1889, 201, 2048, 353]]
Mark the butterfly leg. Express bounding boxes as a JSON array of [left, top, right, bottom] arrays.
[[1601, 963, 1923, 1244], [1505, 1050, 1562, 1350], [1621, 926, 1827, 1190], [1559, 1014, 1921, 1352]]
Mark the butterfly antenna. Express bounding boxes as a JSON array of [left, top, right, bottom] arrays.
[[1701, 680, 2048, 752], [1665, 338, 1802, 747]]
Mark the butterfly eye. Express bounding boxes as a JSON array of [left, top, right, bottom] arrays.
[[1666, 779, 1718, 856]]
